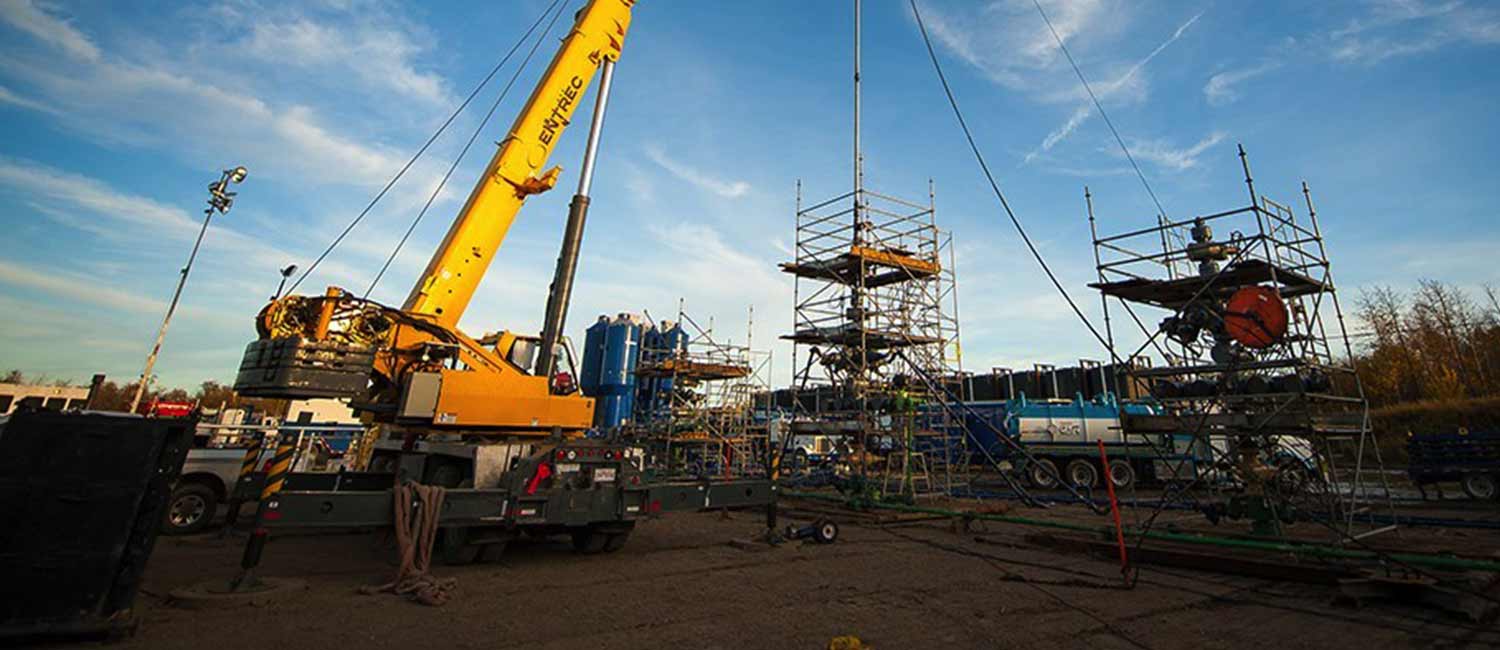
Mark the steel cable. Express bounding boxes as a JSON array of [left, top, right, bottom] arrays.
[[287, 0, 565, 296]]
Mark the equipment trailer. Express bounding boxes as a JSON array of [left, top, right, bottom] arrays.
[[243, 437, 775, 563]]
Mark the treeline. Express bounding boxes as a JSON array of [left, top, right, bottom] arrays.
[[1354, 280, 1500, 407], [3, 371, 285, 417]]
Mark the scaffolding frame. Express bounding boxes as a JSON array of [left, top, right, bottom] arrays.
[[1087, 146, 1395, 541], [782, 183, 967, 498], [634, 306, 769, 480]]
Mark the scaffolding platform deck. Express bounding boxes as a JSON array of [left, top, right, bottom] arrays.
[[1122, 412, 1366, 437], [780, 244, 941, 289], [637, 357, 752, 381], [1090, 260, 1327, 309], [781, 324, 942, 349]]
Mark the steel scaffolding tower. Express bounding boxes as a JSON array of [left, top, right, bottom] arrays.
[[1088, 145, 1394, 540], [781, 183, 967, 498]]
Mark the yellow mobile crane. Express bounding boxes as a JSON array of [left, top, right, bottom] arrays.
[[229, 0, 783, 566], [237, 0, 627, 433]]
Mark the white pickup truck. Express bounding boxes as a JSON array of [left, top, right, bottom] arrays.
[[166, 446, 248, 535]]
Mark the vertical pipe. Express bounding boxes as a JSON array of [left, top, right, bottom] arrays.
[[1085, 187, 1117, 397], [536, 60, 617, 379], [853, 0, 863, 208]]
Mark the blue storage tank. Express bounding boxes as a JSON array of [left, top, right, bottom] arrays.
[[579, 315, 609, 398], [663, 321, 689, 354], [580, 313, 641, 429]]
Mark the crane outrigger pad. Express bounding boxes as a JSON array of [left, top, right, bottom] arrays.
[[234, 338, 374, 399]]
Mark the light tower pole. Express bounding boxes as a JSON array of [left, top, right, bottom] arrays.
[[130, 166, 248, 413]]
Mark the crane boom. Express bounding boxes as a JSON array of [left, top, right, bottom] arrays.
[[404, 0, 634, 328]]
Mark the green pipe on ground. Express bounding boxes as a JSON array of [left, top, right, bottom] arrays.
[[782, 490, 1500, 573]]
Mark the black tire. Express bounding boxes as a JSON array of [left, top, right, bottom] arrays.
[[440, 527, 482, 565], [1065, 459, 1099, 489], [1027, 459, 1061, 489], [1460, 473, 1498, 501], [478, 540, 509, 563], [1106, 459, 1136, 490], [164, 482, 218, 535], [571, 527, 609, 554], [811, 518, 839, 544], [602, 531, 632, 553], [368, 453, 398, 475], [427, 462, 466, 488]]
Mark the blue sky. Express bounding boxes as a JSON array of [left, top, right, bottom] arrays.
[[0, 0, 1497, 390]]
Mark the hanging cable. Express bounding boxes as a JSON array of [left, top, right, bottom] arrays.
[[286, 0, 565, 297], [909, 0, 1110, 353], [1031, 0, 1169, 221], [363, 0, 568, 300]]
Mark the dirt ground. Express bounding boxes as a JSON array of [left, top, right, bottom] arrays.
[[50, 501, 1500, 650]]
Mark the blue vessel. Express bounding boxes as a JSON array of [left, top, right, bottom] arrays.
[[579, 313, 642, 429]]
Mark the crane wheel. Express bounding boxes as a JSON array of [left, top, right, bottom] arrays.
[[603, 530, 632, 553], [572, 527, 609, 554], [440, 527, 482, 565]]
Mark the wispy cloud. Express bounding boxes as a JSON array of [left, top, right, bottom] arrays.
[[229, 9, 452, 106], [1025, 10, 1205, 163], [1203, 61, 1281, 106], [1111, 131, 1227, 171], [0, 259, 161, 313], [0, 83, 58, 115], [0, 0, 100, 62], [0, 1, 441, 196], [0, 156, 363, 284], [1329, 0, 1500, 65], [645, 147, 750, 199], [920, 0, 1108, 89]]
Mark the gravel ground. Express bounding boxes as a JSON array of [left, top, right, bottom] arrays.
[[44, 501, 1500, 650]]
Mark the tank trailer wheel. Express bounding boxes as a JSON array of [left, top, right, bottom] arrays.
[[1065, 459, 1099, 489], [1106, 459, 1136, 490], [1027, 459, 1060, 489], [1461, 473, 1498, 501]]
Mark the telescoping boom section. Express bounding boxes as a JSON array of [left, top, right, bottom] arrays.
[[234, 0, 637, 437]]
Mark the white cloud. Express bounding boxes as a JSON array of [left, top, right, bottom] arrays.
[[0, 0, 100, 62], [1203, 61, 1280, 106], [0, 83, 59, 115], [1329, 0, 1500, 65], [0, 157, 364, 285], [0, 156, 198, 232], [645, 147, 750, 199], [1024, 10, 1204, 162], [1112, 131, 1227, 171], [0, 259, 162, 313], [920, 0, 1107, 89], [234, 13, 452, 106]]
